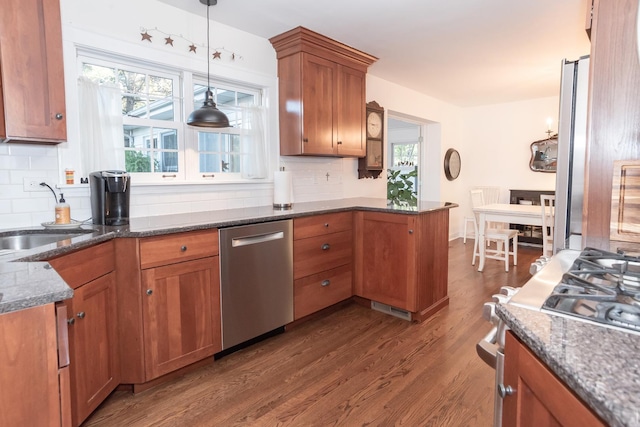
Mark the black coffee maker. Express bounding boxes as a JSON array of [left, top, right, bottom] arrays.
[[90, 170, 130, 225]]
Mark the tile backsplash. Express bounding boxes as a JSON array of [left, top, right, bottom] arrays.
[[0, 145, 350, 230]]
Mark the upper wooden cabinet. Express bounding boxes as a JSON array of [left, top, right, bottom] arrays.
[[0, 0, 67, 144], [270, 27, 377, 157]]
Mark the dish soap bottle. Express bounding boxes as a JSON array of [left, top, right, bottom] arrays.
[[55, 193, 71, 224]]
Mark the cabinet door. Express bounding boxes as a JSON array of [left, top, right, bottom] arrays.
[[142, 256, 221, 380], [301, 54, 337, 155], [336, 65, 366, 157], [66, 272, 119, 426], [355, 212, 417, 311], [0, 304, 61, 427], [0, 0, 66, 143], [503, 332, 605, 427]]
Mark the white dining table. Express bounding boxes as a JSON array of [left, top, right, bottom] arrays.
[[472, 203, 543, 272]]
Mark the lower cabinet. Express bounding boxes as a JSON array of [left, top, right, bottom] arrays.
[[116, 230, 221, 388], [354, 209, 450, 320], [293, 212, 354, 319], [0, 303, 69, 427], [49, 242, 119, 427], [141, 256, 221, 379], [503, 331, 605, 427]]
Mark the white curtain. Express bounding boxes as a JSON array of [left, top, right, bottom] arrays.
[[240, 106, 268, 179], [77, 77, 125, 174]]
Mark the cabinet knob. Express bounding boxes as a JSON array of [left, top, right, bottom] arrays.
[[76, 311, 85, 319], [67, 318, 75, 325], [180, 245, 187, 252], [337, 141, 342, 145], [408, 229, 414, 234], [55, 113, 64, 120], [321, 280, 330, 287], [321, 243, 330, 251], [324, 223, 329, 228], [303, 138, 309, 143], [497, 384, 515, 398], [146, 289, 153, 296]]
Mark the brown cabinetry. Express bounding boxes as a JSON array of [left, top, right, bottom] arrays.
[[116, 229, 221, 388], [0, 304, 70, 426], [293, 212, 353, 319], [583, 0, 640, 249], [354, 210, 450, 321], [270, 26, 377, 157], [48, 242, 119, 427], [0, 0, 67, 144], [141, 256, 221, 379], [503, 331, 605, 426]]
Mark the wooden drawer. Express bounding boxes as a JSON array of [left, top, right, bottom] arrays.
[[139, 229, 218, 269], [294, 230, 352, 279], [294, 212, 352, 240], [48, 241, 115, 289], [294, 264, 352, 319]]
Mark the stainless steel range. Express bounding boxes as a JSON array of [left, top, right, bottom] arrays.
[[541, 247, 640, 335]]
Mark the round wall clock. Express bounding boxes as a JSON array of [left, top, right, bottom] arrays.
[[444, 148, 461, 181]]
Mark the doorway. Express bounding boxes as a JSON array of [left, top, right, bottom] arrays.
[[387, 116, 422, 204]]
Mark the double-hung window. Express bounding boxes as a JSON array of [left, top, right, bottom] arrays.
[[79, 53, 264, 183]]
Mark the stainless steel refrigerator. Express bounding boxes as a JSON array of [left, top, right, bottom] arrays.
[[554, 55, 590, 251]]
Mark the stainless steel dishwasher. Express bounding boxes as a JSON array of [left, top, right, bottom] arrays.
[[219, 219, 293, 350]]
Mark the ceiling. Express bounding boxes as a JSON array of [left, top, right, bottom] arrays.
[[159, 0, 591, 107]]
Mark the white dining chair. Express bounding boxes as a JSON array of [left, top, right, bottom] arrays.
[[463, 186, 502, 243], [470, 189, 518, 272], [540, 194, 555, 257]]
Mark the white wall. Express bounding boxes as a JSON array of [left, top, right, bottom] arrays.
[[0, 0, 561, 234], [456, 96, 559, 237]]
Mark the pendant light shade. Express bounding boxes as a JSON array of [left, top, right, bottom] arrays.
[[187, 0, 230, 128]]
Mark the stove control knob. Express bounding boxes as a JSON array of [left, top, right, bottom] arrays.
[[500, 286, 518, 297], [492, 294, 509, 304], [530, 260, 545, 275], [482, 302, 498, 324]]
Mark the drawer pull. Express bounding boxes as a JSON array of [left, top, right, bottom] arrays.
[[76, 311, 85, 319], [324, 223, 329, 228], [321, 243, 330, 251], [321, 280, 330, 287], [408, 229, 414, 234], [180, 245, 187, 252]]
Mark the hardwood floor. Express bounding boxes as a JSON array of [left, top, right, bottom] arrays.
[[83, 239, 541, 427]]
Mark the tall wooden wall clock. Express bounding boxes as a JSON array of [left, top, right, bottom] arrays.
[[358, 101, 384, 179]]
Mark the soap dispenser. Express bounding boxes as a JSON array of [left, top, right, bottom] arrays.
[[55, 193, 71, 224]]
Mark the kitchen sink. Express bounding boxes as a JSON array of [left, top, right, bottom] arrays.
[[0, 230, 93, 251]]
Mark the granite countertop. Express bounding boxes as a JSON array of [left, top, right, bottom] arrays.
[[497, 303, 640, 427], [0, 197, 457, 314]]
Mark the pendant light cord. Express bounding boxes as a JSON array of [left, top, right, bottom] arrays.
[[206, 2, 211, 92]]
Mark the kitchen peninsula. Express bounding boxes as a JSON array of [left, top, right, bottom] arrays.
[[0, 197, 456, 426]]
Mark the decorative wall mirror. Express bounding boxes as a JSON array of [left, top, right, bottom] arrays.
[[529, 136, 558, 173]]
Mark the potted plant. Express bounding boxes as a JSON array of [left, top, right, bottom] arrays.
[[387, 167, 418, 206]]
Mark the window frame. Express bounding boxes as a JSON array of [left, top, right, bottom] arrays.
[[77, 50, 265, 185]]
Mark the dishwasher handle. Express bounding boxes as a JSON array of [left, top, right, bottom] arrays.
[[231, 231, 285, 247]]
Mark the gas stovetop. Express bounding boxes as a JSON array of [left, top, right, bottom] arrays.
[[542, 247, 640, 334]]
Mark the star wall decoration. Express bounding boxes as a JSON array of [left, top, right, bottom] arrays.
[[138, 26, 243, 61]]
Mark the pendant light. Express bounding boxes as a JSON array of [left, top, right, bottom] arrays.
[[187, 0, 230, 128]]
